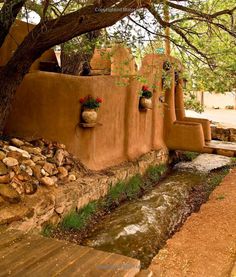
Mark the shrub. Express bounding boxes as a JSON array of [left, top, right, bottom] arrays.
[[184, 92, 204, 113]]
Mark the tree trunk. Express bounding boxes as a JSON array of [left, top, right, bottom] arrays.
[[0, 51, 36, 133], [61, 30, 101, 75], [0, 68, 25, 133], [0, 0, 26, 47]]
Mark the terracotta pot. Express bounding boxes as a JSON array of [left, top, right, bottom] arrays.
[[82, 109, 98, 123], [140, 97, 152, 109]]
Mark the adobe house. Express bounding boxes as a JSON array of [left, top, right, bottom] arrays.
[[1, 21, 234, 170]]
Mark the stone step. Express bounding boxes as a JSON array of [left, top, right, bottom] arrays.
[[204, 140, 236, 157]]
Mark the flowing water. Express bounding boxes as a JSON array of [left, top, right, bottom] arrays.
[[81, 170, 218, 268]]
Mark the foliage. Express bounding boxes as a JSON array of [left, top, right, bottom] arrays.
[[140, 85, 153, 99], [125, 174, 143, 199], [145, 164, 167, 183], [183, 152, 199, 161], [79, 95, 102, 110], [184, 92, 204, 113], [171, 1, 236, 94], [162, 70, 172, 90], [1, 0, 236, 130], [106, 181, 126, 205], [61, 202, 97, 230], [207, 169, 228, 191], [230, 157, 236, 166], [41, 224, 54, 237]]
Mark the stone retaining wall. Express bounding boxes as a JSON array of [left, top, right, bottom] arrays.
[[211, 125, 236, 142], [4, 148, 168, 232]]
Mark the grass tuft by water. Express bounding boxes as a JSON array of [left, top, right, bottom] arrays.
[[106, 181, 126, 205], [61, 202, 97, 231], [125, 174, 143, 199], [145, 164, 167, 183], [184, 151, 199, 161], [41, 224, 54, 237]]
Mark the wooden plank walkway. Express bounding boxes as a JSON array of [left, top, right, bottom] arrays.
[[0, 230, 140, 277]]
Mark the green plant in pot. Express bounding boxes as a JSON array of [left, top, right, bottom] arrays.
[[139, 85, 153, 110], [80, 95, 102, 124]]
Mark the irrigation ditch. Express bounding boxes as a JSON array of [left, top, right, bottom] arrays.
[[43, 152, 235, 268]]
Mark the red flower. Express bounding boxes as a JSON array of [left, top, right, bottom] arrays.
[[96, 97, 102, 103], [79, 98, 85, 104], [142, 85, 149, 91]]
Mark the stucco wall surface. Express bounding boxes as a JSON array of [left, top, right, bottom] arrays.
[[4, 65, 166, 170], [2, 21, 212, 170]]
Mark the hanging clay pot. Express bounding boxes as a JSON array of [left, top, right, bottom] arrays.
[[139, 97, 152, 110], [82, 109, 98, 123]]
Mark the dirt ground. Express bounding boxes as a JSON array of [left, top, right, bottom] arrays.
[[149, 168, 236, 277]]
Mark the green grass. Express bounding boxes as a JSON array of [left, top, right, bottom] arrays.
[[230, 157, 236, 166], [125, 174, 143, 199], [205, 168, 229, 197], [106, 181, 126, 205], [184, 151, 199, 161], [145, 164, 167, 183], [41, 224, 54, 237], [61, 202, 97, 230], [216, 195, 225, 200]]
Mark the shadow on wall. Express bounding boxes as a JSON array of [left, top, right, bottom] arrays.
[[2, 21, 211, 170]]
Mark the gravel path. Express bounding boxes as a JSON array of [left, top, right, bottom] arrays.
[[149, 168, 236, 277]]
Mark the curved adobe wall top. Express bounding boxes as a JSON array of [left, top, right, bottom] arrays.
[[90, 45, 136, 76], [0, 20, 58, 70]]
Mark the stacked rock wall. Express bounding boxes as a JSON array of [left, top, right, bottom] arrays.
[[0, 137, 168, 231]]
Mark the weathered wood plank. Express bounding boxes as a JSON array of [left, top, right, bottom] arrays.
[[56, 248, 113, 276], [18, 241, 91, 277], [0, 231, 141, 277], [0, 230, 25, 248], [92, 254, 141, 277], [0, 237, 61, 276]]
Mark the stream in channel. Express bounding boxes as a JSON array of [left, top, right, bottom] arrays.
[[81, 168, 226, 268]]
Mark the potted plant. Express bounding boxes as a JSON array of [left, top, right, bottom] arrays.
[[79, 95, 102, 124], [139, 85, 153, 110]]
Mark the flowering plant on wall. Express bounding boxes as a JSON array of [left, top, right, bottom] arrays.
[[140, 85, 153, 99], [79, 95, 102, 126], [79, 95, 102, 110], [139, 85, 153, 110]]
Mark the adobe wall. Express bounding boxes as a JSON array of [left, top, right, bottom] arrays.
[[2, 21, 211, 170], [4, 58, 167, 170], [3, 51, 210, 169]]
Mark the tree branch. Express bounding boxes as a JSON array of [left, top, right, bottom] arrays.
[[0, 0, 26, 47]]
